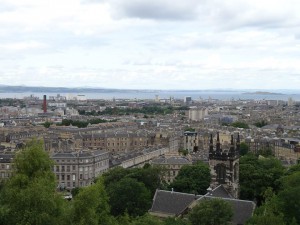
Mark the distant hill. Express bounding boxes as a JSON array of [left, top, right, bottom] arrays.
[[243, 91, 284, 95], [0, 85, 156, 93]]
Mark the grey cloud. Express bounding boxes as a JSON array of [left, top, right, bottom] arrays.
[[108, 0, 203, 21]]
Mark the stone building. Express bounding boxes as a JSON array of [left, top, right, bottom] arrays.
[[51, 150, 109, 189], [0, 152, 14, 180], [183, 131, 199, 153], [188, 107, 208, 121], [209, 132, 240, 198], [151, 155, 192, 183]]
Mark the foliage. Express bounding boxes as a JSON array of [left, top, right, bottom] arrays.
[[240, 142, 249, 156], [231, 121, 249, 129], [257, 147, 274, 157], [71, 187, 81, 198], [126, 166, 166, 196], [188, 198, 233, 225], [43, 121, 52, 128], [239, 154, 285, 205], [131, 214, 164, 225], [103, 165, 165, 197], [169, 162, 211, 195], [163, 217, 191, 225], [254, 120, 268, 128], [246, 188, 286, 225], [0, 139, 65, 225], [70, 178, 114, 225], [107, 177, 151, 217], [80, 105, 190, 116], [178, 148, 189, 156], [102, 166, 131, 187], [276, 172, 300, 224], [184, 127, 196, 132], [285, 163, 300, 176], [58, 118, 117, 128]]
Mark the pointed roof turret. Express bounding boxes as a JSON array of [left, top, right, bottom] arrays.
[[209, 134, 214, 152], [216, 132, 221, 152]]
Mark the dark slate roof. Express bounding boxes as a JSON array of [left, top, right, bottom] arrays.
[[150, 186, 255, 225], [209, 185, 233, 199], [149, 190, 200, 216]]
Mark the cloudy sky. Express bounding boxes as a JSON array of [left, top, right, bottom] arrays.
[[0, 0, 300, 90]]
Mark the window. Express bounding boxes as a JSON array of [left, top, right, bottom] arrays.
[[67, 166, 70, 172], [56, 166, 59, 172], [216, 164, 226, 184], [61, 174, 65, 180], [62, 166, 65, 172], [72, 174, 76, 181], [67, 175, 70, 180], [72, 165, 76, 171]]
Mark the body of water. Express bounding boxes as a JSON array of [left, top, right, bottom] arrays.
[[0, 91, 300, 101]]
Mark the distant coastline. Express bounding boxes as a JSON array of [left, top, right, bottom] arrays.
[[242, 91, 284, 95]]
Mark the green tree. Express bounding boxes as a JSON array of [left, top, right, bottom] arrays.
[[178, 148, 189, 156], [246, 188, 286, 225], [131, 214, 164, 225], [0, 139, 65, 225], [231, 121, 249, 129], [188, 198, 233, 225], [254, 120, 268, 128], [169, 162, 211, 195], [277, 172, 300, 224], [164, 217, 191, 225], [240, 142, 249, 156], [257, 147, 274, 157], [126, 166, 166, 196], [70, 179, 115, 225], [107, 177, 151, 217], [239, 154, 285, 205], [43, 121, 52, 128], [102, 166, 131, 187]]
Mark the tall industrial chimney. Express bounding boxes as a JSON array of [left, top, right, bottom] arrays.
[[43, 95, 47, 113]]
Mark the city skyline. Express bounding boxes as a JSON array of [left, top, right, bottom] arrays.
[[0, 0, 300, 90]]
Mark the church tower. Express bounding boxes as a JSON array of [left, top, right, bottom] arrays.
[[209, 132, 240, 198]]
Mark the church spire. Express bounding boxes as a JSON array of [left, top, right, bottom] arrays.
[[230, 135, 235, 153], [216, 132, 221, 152], [209, 134, 214, 152]]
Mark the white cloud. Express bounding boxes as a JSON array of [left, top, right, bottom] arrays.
[[0, 0, 300, 90]]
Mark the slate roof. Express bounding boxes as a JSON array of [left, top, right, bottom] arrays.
[[209, 185, 232, 199], [149, 185, 255, 225], [150, 190, 201, 216]]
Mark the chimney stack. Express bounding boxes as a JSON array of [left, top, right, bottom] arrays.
[[43, 95, 47, 113]]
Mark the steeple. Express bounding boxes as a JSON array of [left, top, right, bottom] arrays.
[[230, 135, 235, 153], [209, 134, 214, 152], [216, 132, 221, 152]]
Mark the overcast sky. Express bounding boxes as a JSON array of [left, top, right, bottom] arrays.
[[0, 0, 300, 90]]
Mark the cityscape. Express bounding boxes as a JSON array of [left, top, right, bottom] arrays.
[[0, 90, 299, 224], [1, 0, 300, 224]]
